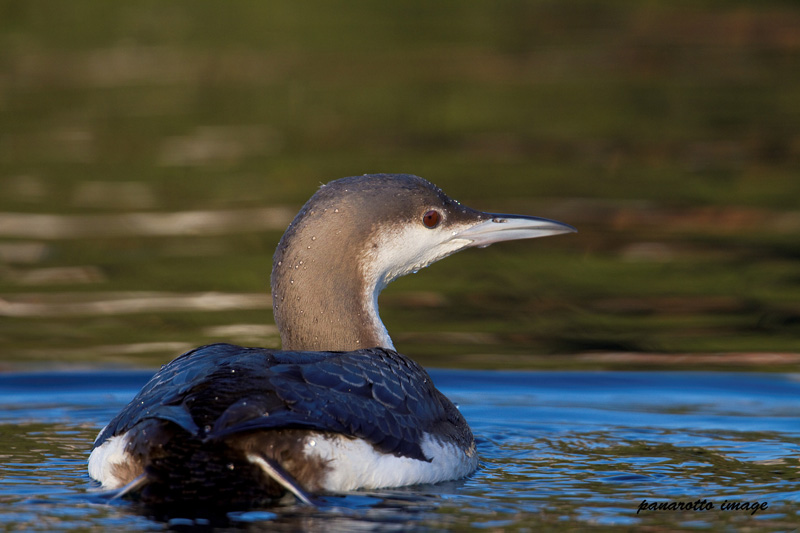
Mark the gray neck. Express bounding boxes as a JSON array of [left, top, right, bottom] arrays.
[[271, 206, 392, 352]]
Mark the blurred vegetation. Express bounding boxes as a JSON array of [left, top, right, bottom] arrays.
[[1, 0, 799, 369]]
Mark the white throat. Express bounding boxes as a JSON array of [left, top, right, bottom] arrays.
[[357, 223, 473, 351]]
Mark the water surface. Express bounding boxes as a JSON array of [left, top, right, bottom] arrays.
[[1, 369, 797, 531]]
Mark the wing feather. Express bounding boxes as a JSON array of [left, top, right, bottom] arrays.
[[94, 343, 466, 463]]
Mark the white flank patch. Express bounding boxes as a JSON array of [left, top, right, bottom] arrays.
[[89, 429, 476, 495], [304, 432, 478, 492], [87, 432, 132, 489]]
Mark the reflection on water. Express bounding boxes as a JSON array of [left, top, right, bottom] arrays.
[[0, 369, 797, 531], [0, 208, 294, 239], [0, 291, 269, 318]]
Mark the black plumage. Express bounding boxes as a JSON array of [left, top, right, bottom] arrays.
[[93, 343, 471, 505]]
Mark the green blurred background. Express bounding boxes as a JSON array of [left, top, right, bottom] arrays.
[[1, 0, 799, 370]]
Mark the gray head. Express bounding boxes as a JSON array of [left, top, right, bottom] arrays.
[[271, 174, 575, 352]]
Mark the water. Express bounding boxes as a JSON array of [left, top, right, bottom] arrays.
[[0, 370, 798, 531]]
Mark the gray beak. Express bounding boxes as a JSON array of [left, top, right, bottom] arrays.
[[455, 213, 577, 248]]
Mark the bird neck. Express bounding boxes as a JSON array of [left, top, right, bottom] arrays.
[[270, 218, 393, 352]]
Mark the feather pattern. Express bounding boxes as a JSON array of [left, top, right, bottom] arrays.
[[90, 343, 474, 504]]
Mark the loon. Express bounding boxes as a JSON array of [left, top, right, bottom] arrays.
[[88, 174, 575, 508]]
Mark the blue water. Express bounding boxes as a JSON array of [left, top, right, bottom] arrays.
[[0, 370, 798, 530]]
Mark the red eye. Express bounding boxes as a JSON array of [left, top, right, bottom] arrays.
[[422, 210, 441, 228]]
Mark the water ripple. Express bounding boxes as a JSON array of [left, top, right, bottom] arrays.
[[0, 370, 798, 530]]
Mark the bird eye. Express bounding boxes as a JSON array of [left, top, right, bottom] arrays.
[[422, 210, 441, 229]]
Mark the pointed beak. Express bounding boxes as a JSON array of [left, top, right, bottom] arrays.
[[454, 213, 577, 248]]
